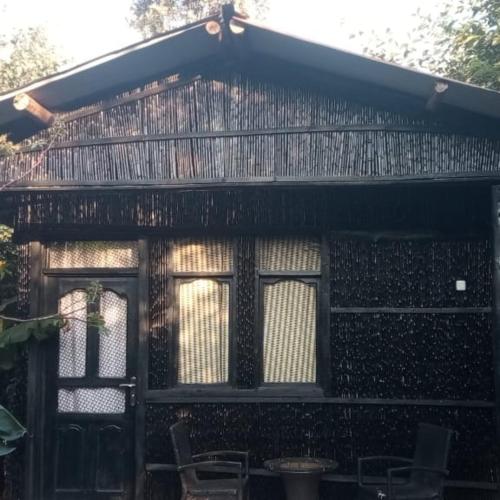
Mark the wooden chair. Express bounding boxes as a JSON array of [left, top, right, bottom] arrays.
[[357, 423, 453, 500], [170, 421, 250, 500]]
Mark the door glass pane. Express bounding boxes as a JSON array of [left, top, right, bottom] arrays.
[[258, 237, 320, 271], [59, 290, 87, 378], [99, 291, 127, 378], [263, 280, 317, 383], [172, 238, 233, 272], [178, 279, 229, 384], [48, 241, 138, 268], [58, 388, 125, 413]]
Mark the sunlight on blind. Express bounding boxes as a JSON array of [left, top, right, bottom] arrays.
[[172, 238, 233, 272], [178, 279, 229, 384], [48, 241, 138, 268], [263, 280, 317, 383], [258, 237, 320, 271]]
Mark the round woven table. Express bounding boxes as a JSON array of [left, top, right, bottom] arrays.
[[264, 457, 338, 500]]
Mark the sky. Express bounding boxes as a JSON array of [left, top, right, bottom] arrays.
[[0, 0, 441, 67]]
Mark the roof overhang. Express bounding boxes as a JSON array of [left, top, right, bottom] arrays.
[[234, 17, 500, 120], [0, 8, 499, 139]]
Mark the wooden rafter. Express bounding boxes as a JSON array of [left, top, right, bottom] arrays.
[[13, 93, 55, 126]]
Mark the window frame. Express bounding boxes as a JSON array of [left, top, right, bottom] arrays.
[[255, 236, 326, 391], [166, 240, 237, 388]]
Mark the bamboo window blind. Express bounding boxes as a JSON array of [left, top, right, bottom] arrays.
[[173, 239, 232, 384], [259, 237, 319, 384], [48, 241, 138, 268]]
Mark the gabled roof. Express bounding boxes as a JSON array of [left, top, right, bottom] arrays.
[[1, 4, 499, 139]]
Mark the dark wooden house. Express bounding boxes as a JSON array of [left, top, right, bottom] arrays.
[[0, 5, 499, 499]]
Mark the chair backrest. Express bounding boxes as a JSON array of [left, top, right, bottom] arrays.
[[411, 423, 453, 488], [170, 421, 198, 487]]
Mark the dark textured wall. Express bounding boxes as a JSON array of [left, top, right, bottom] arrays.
[[4, 186, 497, 500], [145, 403, 496, 482], [145, 222, 496, 499], [12, 183, 491, 238]]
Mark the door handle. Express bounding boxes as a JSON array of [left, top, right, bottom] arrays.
[[119, 376, 137, 407]]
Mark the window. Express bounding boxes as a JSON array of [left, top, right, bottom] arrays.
[[171, 238, 233, 385], [258, 238, 320, 385], [48, 241, 138, 268], [58, 288, 129, 414]]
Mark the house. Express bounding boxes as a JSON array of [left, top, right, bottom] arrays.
[[0, 4, 499, 499]]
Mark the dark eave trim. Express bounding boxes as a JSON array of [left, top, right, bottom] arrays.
[[3, 171, 500, 194]]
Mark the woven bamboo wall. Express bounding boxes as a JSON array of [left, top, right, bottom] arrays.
[[1, 70, 499, 185], [11, 184, 490, 238], [5, 186, 497, 500]]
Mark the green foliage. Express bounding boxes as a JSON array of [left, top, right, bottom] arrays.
[[442, 0, 500, 90], [0, 279, 107, 370], [0, 226, 17, 299], [0, 26, 62, 94], [0, 135, 18, 157], [87, 312, 109, 336], [86, 281, 104, 305], [130, 0, 268, 37], [355, 0, 499, 91], [0, 25, 64, 161], [0, 405, 26, 456]]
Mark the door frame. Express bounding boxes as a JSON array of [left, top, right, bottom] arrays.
[[24, 240, 148, 500]]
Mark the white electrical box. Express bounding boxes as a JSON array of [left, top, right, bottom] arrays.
[[455, 280, 466, 291]]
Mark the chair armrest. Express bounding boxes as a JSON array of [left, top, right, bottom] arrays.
[[387, 466, 449, 499], [178, 460, 242, 474], [193, 451, 249, 476], [357, 456, 413, 486]]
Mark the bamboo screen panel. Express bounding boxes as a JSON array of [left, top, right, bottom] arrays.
[[98, 291, 127, 378], [177, 280, 229, 384], [263, 281, 317, 383], [48, 241, 138, 268], [59, 290, 87, 378], [258, 237, 320, 271], [171, 238, 233, 272]]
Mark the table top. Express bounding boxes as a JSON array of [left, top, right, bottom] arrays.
[[264, 457, 338, 474]]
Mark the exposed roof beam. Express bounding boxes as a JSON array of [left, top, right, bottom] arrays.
[[13, 93, 55, 126], [425, 81, 449, 111]]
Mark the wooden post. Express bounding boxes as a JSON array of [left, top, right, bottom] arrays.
[[13, 94, 55, 126], [491, 185, 500, 440], [25, 241, 43, 500], [135, 238, 149, 499]]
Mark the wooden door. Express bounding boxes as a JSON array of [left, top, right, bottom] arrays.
[[44, 277, 137, 500]]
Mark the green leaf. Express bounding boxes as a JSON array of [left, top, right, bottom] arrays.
[[0, 296, 17, 313], [0, 445, 16, 456], [0, 317, 60, 347], [87, 312, 109, 335], [0, 322, 32, 347], [86, 281, 103, 304], [0, 345, 17, 370], [0, 405, 26, 442], [32, 318, 60, 340]]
